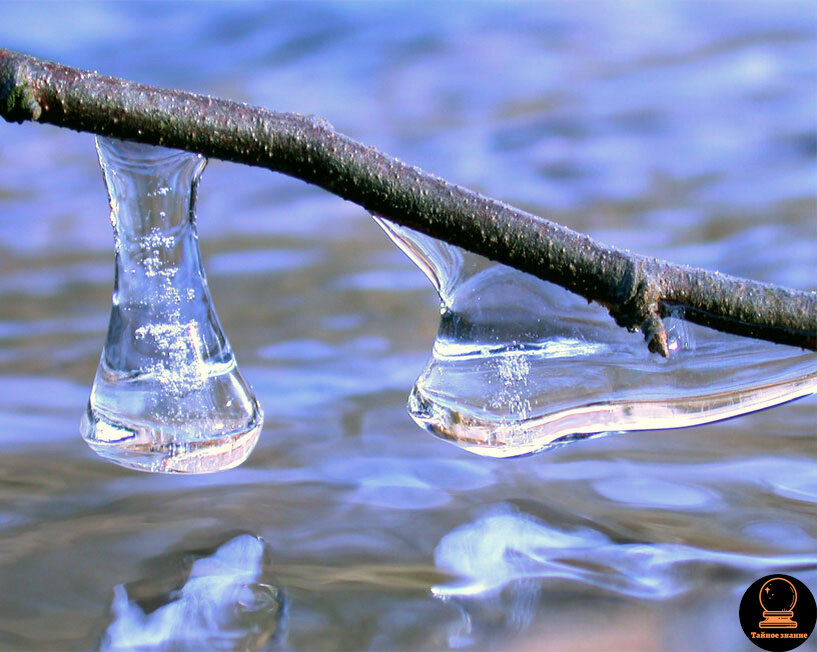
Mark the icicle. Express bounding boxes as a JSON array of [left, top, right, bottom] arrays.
[[81, 138, 263, 473], [373, 216, 817, 457]]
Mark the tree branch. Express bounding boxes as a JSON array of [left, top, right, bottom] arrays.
[[1, 49, 815, 356]]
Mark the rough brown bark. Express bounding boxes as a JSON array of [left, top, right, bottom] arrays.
[[1, 49, 815, 356]]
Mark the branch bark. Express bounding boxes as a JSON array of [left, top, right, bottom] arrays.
[[1, 49, 815, 356]]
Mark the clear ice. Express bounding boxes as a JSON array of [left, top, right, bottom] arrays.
[[373, 216, 817, 457], [81, 138, 263, 473]]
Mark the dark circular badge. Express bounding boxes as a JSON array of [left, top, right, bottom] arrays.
[[739, 574, 816, 651]]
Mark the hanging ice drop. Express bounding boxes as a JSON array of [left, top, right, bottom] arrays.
[[81, 137, 263, 473], [373, 216, 817, 457]]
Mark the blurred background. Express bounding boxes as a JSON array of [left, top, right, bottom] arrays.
[[0, 2, 814, 650]]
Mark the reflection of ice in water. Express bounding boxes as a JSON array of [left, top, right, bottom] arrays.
[[101, 535, 281, 651], [432, 507, 817, 646], [373, 216, 817, 457], [81, 138, 263, 474], [432, 506, 816, 603]]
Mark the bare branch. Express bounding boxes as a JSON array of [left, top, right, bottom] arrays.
[[1, 49, 815, 356]]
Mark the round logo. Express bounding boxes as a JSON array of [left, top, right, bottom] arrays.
[[739, 574, 816, 651]]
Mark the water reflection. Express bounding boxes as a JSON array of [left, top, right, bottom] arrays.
[[100, 535, 284, 651], [0, 2, 814, 651], [433, 505, 816, 606]]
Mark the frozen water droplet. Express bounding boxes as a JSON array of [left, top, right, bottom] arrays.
[[373, 216, 817, 457], [81, 138, 263, 473]]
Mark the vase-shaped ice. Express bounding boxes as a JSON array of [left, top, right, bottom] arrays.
[[81, 137, 263, 473]]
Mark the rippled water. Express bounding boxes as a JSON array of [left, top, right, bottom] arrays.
[[0, 3, 815, 650]]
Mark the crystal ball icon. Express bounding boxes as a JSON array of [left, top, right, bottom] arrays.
[[758, 577, 798, 629], [760, 578, 797, 613]]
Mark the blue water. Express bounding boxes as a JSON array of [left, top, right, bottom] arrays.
[[0, 3, 815, 650]]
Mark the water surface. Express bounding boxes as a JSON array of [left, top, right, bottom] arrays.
[[0, 3, 815, 650]]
